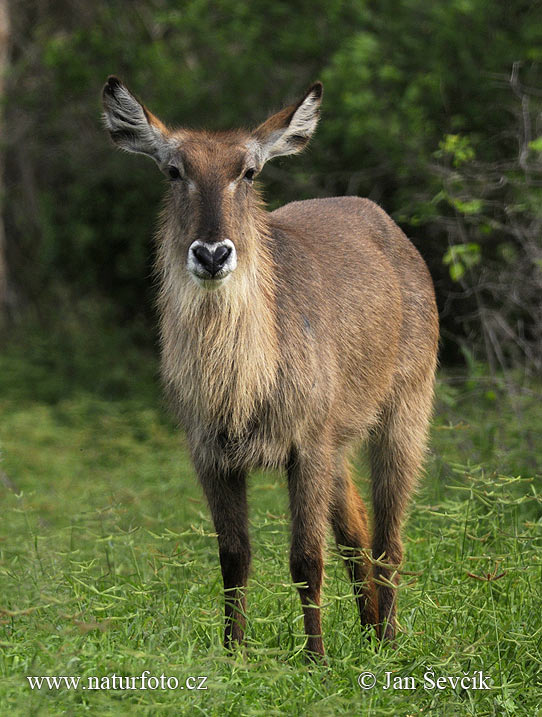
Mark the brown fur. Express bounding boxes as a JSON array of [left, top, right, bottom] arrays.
[[103, 78, 439, 658]]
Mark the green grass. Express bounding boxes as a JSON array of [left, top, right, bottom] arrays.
[[0, 329, 541, 715]]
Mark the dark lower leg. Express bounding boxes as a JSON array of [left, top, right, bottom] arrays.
[[370, 414, 418, 642], [287, 446, 331, 659], [219, 543, 251, 647], [331, 472, 378, 628], [372, 525, 402, 641], [199, 466, 251, 650], [290, 546, 325, 657]]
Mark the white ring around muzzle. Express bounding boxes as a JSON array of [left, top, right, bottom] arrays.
[[187, 239, 237, 289]]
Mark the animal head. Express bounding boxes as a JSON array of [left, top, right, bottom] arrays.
[[102, 77, 323, 290]]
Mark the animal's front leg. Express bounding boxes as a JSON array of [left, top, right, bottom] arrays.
[[287, 445, 332, 660], [197, 462, 251, 650]]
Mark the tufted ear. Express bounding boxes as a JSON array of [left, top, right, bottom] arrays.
[[251, 82, 323, 166], [101, 76, 172, 164]]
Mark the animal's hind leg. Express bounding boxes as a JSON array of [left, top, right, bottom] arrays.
[[330, 456, 378, 630], [369, 377, 434, 641]]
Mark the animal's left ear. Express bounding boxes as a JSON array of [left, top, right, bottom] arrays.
[[252, 82, 323, 166]]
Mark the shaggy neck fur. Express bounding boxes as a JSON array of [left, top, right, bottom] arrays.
[[155, 201, 279, 436]]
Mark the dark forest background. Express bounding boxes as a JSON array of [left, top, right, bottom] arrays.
[[1, 0, 541, 376]]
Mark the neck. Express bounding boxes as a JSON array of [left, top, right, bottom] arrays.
[[156, 214, 279, 435]]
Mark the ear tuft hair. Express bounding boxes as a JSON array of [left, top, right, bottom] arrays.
[[103, 75, 123, 97], [306, 81, 323, 101]]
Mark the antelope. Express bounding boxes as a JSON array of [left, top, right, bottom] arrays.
[[102, 76, 439, 658]]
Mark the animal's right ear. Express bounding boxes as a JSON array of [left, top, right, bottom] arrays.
[[102, 76, 171, 164]]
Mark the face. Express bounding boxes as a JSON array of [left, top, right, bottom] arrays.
[[103, 76, 323, 291], [164, 133, 259, 290]]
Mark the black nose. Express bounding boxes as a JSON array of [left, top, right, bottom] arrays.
[[192, 244, 232, 276]]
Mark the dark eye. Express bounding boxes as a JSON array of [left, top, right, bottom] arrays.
[[243, 168, 256, 182], [167, 166, 181, 180]]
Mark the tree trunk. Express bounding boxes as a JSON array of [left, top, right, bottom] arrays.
[[0, 0, 10, 325]]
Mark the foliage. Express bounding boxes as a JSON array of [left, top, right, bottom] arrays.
[[3, 1, 542, 370], [442, 242, 481, 281], [417, 70, 542, 372]]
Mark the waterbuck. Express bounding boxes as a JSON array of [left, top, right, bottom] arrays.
[[102, 76, 439, 658]]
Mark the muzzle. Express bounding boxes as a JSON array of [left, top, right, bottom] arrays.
[[187, 239, 237, 288]]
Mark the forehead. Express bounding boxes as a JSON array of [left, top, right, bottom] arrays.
[[173, 130, 250, 179]]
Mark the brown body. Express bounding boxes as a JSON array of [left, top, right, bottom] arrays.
[[103, 77, 439, 657]]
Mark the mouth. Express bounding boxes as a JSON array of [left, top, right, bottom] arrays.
[[190, 272, 233, 290]]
